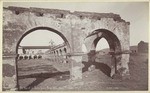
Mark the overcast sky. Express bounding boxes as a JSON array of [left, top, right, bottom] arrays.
[[20, 30, 64, 46], [3, 2, 149, 50]]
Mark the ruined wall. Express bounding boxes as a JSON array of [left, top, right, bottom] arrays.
[[3, 6, 130, 90], [3, 7, 72, 55], [138, 41, 148, 53], [3, 6, 130, 54]]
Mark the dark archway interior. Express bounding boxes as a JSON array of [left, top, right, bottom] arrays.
[[88, 29, 121, 52], [82, 29, 121, 77]]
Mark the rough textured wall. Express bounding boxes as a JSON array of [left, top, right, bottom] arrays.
[[3, 6, 130, 90], [3, 6, 130, 55], [3, 57, 17, 90], [138, 41, 148, 53]]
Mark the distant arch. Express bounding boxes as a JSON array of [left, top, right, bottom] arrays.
[[64, 48, 67, 53], [60, 49, 62, 55]]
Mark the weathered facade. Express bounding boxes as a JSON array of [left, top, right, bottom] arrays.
[[3, 6, 130, 90], [138, 41, 148, 53]]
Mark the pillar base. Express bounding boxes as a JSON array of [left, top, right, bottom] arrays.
[[69, 53, 83, 81], [3, 55, 18, 91], [111, 68, 130, 80], [110, 53, 130, 80], [111, 73, 130, 80]]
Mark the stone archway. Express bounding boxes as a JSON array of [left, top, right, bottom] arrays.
[[16, 27, 71, 53], [84, 29, 128, 78], [3, 6, 130, 90], [15, 26, 71, 90]]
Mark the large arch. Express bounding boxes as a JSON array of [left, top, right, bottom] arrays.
[[85, 29, 121, 53], [84, 29, 122, 77], [16, 26, 71, 54], [15, 26, 71, 90]]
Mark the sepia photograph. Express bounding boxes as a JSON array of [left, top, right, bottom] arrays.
[[2, 1, 149, 91]]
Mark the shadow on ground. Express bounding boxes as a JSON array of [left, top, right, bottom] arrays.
[[18, 71, 70, 91], [82, 61, 111, 77], [82, 50, 111, 77]]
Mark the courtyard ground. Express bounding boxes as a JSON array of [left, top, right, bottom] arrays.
[[17, 53, 148, 91]]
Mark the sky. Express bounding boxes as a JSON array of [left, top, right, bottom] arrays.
[[3, 2, 149, 50], [20, 30, 64, 46]]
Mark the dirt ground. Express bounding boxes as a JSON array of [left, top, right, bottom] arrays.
[[17, 53, 148, 91]]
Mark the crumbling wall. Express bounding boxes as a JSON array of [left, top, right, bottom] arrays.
[[3, 6, 130, 90], [138, 41, 148, 53]]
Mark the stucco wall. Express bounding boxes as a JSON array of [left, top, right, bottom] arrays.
[[3, 6, 130, 90], [3, 6, 129, 54]]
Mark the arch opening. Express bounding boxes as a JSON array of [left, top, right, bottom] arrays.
[[15, 27, 71, 90], [83, 29, 121, 77], [95, 37, 109, 52], [16, 27, 71, 54]]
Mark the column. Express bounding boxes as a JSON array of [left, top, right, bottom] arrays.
[[64, 48, 67, 63], [3, 54, 18, 90], [119, 53, 130, 79], [70, 53, 83, 80], [110, 51, 130, 79], [110, 52, 116, 78]]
